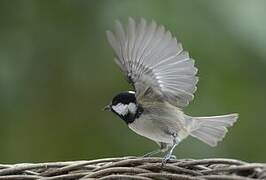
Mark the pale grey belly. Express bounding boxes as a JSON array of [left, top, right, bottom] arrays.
[[128, 113, 188, 144]]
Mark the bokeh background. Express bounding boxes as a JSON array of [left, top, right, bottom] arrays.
[[0, 0, 266, 163]]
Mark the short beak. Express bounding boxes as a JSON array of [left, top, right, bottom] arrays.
[[103, 104, 111, 111]]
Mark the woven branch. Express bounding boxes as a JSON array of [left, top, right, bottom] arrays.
[[0, 157, 265, 179]]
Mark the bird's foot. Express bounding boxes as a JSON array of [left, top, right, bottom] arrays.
[[161, 154, 176, 166]]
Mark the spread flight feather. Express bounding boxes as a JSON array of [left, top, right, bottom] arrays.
[[106, 18, 198, 108]]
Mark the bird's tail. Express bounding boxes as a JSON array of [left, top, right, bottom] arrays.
[[186, 114, 238, 147]]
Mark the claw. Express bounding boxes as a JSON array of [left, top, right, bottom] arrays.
[[169, 155, 176, 159]]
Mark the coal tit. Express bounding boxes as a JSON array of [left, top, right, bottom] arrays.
[[104, 18, 238, 163]]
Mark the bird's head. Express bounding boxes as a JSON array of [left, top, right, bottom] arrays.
[[104, 91, 142, 124]]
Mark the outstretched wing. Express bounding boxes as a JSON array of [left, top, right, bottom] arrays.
[[106, 18, 198, 108]]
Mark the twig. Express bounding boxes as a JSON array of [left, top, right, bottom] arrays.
[[0, 157, 265, 179]]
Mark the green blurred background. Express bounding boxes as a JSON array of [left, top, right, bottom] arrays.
[[0, 0, 266, 163]]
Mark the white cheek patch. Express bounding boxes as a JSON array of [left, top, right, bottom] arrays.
[[112, 103, 137, 116], [128, 103, 137, 114], [112, 103, 129, 116]]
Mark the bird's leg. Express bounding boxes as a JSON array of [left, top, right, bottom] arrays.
[[162, 133, 179, 165], [143, 142, 168, 157], [162, 144, 177, 163], [143, 149, 161, 157]]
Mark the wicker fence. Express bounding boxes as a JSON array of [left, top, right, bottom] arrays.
[[0, 156, 265, 179]]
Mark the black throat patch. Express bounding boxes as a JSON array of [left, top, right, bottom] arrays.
[[122, 104, 144, 124]]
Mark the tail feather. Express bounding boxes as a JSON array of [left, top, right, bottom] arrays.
[[187, 113, 238, 147]]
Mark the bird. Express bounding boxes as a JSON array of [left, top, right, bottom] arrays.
[[104, 18, 238, 163]]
